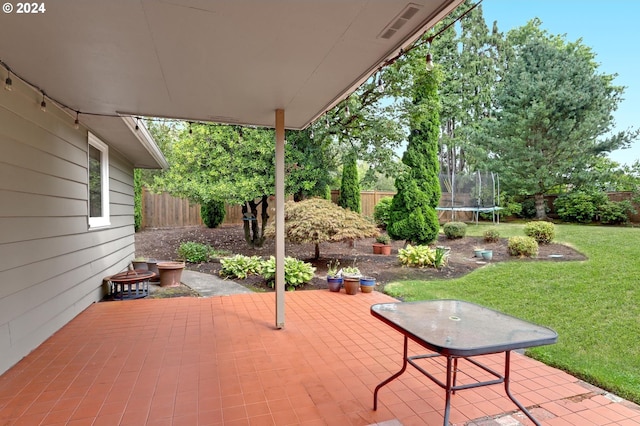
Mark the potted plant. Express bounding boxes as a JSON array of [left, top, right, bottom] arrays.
[[157, 261, 186, 287], [326, 259, 343, 292], [342, 265, 361, 295], [473, 247, 485, 258], [373, 234, 392, 255], [359, 276, 376, 293]]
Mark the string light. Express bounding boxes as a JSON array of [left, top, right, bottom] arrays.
[[310, 128, 314, 139], [325, 116, 329, 129], [345, 105, 350, 118], [74, 111, 80, 129], [189, 121, 193, 134], [4, 70, 12, 91], [135, 117, 139, 130], [425, 52, 434, 71], [40, 92, 47, 112], [376, 71, 385, 93]]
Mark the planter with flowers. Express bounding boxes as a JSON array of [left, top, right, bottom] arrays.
[[342, 266, 361, 295], [326, 259, 343, 292], [373, 234, 392, 255]]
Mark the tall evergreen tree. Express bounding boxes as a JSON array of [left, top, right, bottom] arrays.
[[387, 66, 442, 244], [338, 153, 361, 213]]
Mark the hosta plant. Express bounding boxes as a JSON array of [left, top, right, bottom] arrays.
[[398, 245, 448, 268], [261, 256, 316, 290], [219, 255, 263, 279]]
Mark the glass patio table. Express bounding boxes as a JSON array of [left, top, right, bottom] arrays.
[[371, 300, 558, 426]]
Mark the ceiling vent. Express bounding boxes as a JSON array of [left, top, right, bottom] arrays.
[[379, 3, 422, 40]]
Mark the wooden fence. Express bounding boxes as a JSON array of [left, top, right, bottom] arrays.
[[140, 188, 395, 229], [141, 188, 640, 229]]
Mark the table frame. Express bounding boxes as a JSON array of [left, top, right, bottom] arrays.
[[371, 301, 557, 426], [107, 271, 155, 300]]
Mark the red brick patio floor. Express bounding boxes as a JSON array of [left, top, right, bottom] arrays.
[[0, 290, 638, 425]]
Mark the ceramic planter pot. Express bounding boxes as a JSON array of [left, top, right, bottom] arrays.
[[372, 243, 383, 254], [131, 259, 149, 271], [474, 249, 484, 258], [157, 261, 185, 287], [327, 276, 343, 292], [343, 277, 360, 295], [481, 250, 493, 261], [359, 277, 376, 293]]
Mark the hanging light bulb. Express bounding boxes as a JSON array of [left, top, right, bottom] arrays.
[[325, 116, 329, 129], [425, 53, 434, 71], [135, 117, 139, 130], [310, 128, 314, 139], [74, 111, 80, 130], [4, 71, 12, 91], [40, 93, 47, 112], [189, 121, 193, 134], [345, 105, 350, 118], [376, 73, 385, 93]]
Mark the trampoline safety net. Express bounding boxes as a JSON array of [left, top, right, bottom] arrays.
[[437, 171, 500, 223]]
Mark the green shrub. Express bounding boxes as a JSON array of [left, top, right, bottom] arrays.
[[598, 200, 636, 224], [376, 234, 391, 244], [338, 154, 361, 213], [443, 222, 467, 239], [177, 241, 212, 263], [524, 221, 555, 244], [373, 197, 393, 229], [483, 227, 500, 243], [260, 256, 316, 290], [201, 200, 226, 228], [507, 236, 539, 257], [554, 191, 607, 223], [398, 245, 448, 268], [219, 255, 263, 279]]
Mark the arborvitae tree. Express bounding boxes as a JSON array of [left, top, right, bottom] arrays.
[[338, 153, 361, 213], [200, 200, 226, 228], [387, 67, 442, 245]]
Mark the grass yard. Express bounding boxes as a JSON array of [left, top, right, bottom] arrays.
[[384, 223, 640, 404]]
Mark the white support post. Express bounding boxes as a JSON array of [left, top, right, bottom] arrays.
[[275, 109, 285, 329]]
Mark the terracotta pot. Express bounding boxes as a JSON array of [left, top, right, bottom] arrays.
[[327, 276, 343, 292], [380, 244, 392, 255], [372, 243, 383, 254], [343, 277, 360, 295], [157, 261, 185, 287]]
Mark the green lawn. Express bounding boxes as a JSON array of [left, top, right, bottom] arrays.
[[384, 223, 640, 404]]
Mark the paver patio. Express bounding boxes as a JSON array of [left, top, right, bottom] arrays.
[[0, 290, 638, 425]]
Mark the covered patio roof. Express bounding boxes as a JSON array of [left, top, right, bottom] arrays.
[[0, 0, 462, 130]]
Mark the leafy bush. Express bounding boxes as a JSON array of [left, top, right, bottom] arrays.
[[483, 227, 500, 243], [338, 154, 361, 213], [524, 221, 555, 244], [177, 241, 212, 263], [376, 234, 391, 245], [219, 255, 263, 279], [260, 256, 316, 290], [201, 200, 226, 228], [554, 191, 607, 223], [443, 222, 467, 239], [373, 197, 393, 229], [598, 200, 636, 224], [398, 245, 448, 268], [507, 236, 539, 257]]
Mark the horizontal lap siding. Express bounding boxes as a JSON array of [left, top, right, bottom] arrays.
[[0, 85, 135, 374]]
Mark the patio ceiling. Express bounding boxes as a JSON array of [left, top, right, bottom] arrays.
[[0, 0, 463, 130]]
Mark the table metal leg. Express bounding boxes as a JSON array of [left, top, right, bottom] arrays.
[[443, 356, 453, 425], [504, 351, 541, 426], [373, 336, 408, 411]]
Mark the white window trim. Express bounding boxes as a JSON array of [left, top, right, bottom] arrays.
[[88, 132, 110, 228]]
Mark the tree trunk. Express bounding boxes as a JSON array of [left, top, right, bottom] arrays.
[[314, 243, 320, 260], [534, 193, 547, 220]]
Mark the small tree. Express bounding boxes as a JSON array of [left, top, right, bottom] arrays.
[[265, 198, 378, 259], [201, 200, 226, 228]]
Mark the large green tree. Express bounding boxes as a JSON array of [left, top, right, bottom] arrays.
[[478, 20, 636, 219], [387, 65, 442, 245]]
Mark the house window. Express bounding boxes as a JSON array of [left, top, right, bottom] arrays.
[[88, 133, 110, 228]]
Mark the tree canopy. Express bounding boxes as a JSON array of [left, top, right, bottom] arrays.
[[475, 20, 636, 218]]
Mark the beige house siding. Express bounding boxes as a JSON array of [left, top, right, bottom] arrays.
[[0, 82, 136, 374]]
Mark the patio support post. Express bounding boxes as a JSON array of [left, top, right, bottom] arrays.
[[275, 109, 285, 328]]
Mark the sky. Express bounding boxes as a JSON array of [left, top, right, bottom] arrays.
[[480, 0, 640, 166]]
